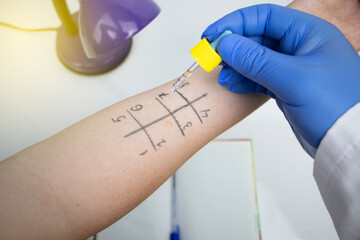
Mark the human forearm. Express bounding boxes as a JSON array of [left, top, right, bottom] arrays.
[[288, 0, 360, 51], [0, 67, 267, 239]]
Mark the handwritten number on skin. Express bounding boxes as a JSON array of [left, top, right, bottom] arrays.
[[178, 82, 189, 89], [200, 109, 210, 118], [139, 150, 148, 156], [157, 139, 166, 147], [112, 115, 126, 122], [182, 122, 192, 131], [131, 104, 143, 111], [158, 92, 169, 99]]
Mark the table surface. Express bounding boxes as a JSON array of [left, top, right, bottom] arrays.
[[0, 0, 338, 239]]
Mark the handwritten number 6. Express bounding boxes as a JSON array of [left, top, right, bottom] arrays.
[[131, 104, 143, 111]]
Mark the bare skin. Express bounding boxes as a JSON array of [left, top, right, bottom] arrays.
[[288, 0, 360, 51], [0, 68, 268, 239], [0, 1, 359, 239]]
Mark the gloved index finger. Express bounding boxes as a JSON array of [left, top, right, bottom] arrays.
[[202, 4, 318, 43]]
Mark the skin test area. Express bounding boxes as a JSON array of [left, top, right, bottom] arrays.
[[1, 0, 360, 239]]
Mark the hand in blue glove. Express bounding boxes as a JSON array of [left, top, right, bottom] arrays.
[[202, 4, 360, 157]]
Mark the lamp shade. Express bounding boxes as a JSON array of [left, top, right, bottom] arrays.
[[79, 0, 161, 59]]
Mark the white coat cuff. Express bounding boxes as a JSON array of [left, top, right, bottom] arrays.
[[314, 102, 360, 239], [314, 102, 360, 193]]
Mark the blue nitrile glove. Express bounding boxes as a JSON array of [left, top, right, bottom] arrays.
[[202, 4, 360, 157]]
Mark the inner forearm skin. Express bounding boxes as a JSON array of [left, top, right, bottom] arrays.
[[0, 68, 267, 239]]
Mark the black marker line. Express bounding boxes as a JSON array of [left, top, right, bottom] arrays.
[[139, 150, 148, 156], [124, 93, 207, 138], [176, 90, 203, 124], [155, 97, 185, 136], [126, 110, 157, 151]]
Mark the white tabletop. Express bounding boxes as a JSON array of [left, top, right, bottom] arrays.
[[0, 0, 338, 239]]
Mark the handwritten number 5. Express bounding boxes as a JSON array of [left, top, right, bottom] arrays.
[[112, 115, 126, 122]]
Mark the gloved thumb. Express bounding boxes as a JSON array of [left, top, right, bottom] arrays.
[[217, 34, 295, 93]]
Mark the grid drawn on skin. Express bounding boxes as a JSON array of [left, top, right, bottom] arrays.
[[155, 97, 185, 136], [126, 109, 157, 151], [176, 90, 203, 124], [124, 93, 208, 140]]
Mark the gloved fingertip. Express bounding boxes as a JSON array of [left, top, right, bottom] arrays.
[[216, 34, 241, 55], [228, 84, 244, 94], [201, 25, 222, 41], [219, 61, 228, 67], [218, 77, 227, 86], [218, 67, 231, 81], [227, 82, 255, 94]]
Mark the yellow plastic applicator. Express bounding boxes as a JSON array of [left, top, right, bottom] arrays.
[[172, 30, 232, 92]]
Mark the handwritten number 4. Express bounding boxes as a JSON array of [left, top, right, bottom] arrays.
[[201, 109, 210, 118]]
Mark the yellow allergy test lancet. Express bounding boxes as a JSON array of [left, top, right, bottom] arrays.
[[172, 30, 232, 92]]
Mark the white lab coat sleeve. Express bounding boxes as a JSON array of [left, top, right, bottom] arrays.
[[314, 102, 360, 240]]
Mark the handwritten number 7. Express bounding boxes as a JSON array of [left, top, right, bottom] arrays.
[[182, 122, 192, 131]]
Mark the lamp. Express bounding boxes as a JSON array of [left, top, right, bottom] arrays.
[[53, 0, 160, 75]]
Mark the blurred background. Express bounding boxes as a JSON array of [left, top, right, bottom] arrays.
[[0, 0, 338, 239]]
